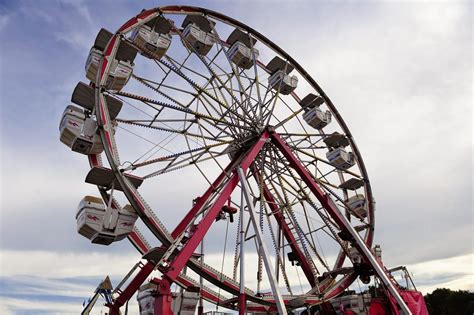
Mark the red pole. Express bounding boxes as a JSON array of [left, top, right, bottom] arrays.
[[252, 167, 316, 287], [153, 131, 269, 314], [270, 132, 353, 243], [164, 132, 268, 282], [108, 261, 156, 314], [238, 293, 246, 315], [171, 157, 236, 239], [271, 132, 410, 311], [152, 278, 174, 315]]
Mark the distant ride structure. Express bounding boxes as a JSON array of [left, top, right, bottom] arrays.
[[59, 5, 428, 315]]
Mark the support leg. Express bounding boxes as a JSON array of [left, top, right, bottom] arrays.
[[152, 278, 173, 315], [271, 132, 411, 315]]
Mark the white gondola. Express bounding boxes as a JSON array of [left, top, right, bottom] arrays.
[[347, 194, 367, 218], [76, 196, 105, 240], [372, 244, 382, 261], [76, 196, 138, 245], [115, 205, 139, 240], [85, 28, 136, 91], [267, 56, 298, 95], [324, 132, 350, 149], [348, 246, 363, 265], [85, 48, 102, 83], [132, 23, 172, 59], [59, 105, 103, 155], [268, 70, 298, 95], [59, 105, 84, 147], [303, 107, 332, 129], [326, 147, 355, 170], [137, 283, 200, 315], [137, 283, 156, 315], [181, 15, 215, 56], [182, 23, 215, 56], [330, 293, 371, 314], [85, 28, 113, 84], [227, 28, 259, 69], [228, 41, 259, 69], [172, 290, 200, 315], [104, 59, 134, 91]]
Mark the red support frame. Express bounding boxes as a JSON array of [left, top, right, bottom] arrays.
[[153, 131, 270, 314], [271, 132, 410, 312], [271, 132, 353, 238], [171, 157, 236, 239], [109, 130, 401, 315], [107, 132, 268, 315], [108, 261, 156, 315], [164, 131, 269, 282]]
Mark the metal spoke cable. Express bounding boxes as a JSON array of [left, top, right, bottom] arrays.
[[130, 141, 232, 170], [173, 26, 256, 128], [158, 55, 254, 131], [116, 118, 228, 144], [207, 24, 259, 121], [262, 198, 293, 294], [270, 149, 319, 280]]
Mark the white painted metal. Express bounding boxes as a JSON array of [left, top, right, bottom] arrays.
[[228, 41, 259, 69], [85, 48, 102, 83], [237, 167, 287, 315], [182, 23, 215, 56], [132, 24, 172, 58], [86, 49, 133, 91], [268, 70, 298, 95], [330, 293, 371, 315], [105, 59, 134, 91], [347, 194, 367, 218], [303, 107, 332, 129], [172, 290, 200, 315], [76, 196, 138, 245], [326, 147, 355, 170], [137, 282, 156, 315]]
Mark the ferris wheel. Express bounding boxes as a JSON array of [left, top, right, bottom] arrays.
[[60, 5, 413, 315]]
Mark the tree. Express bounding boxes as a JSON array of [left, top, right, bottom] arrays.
[[424, 288, 474, 315]]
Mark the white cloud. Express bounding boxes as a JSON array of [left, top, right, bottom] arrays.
[[408, 252, 474, 294], [1, 296, 82, 314], [0, 14, 10, 32], [1, 250, 138, 278]]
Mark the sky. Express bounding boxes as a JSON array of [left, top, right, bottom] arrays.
[[0, 0, 472, 314]]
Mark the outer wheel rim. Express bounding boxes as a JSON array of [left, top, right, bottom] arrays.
[[90, 5, 375, 310]]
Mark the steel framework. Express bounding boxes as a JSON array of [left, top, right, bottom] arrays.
[[61, 5, 419, 315]]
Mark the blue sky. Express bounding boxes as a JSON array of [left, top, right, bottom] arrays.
[[0, 0, 472, 314]]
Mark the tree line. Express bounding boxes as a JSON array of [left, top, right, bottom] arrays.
[[424, 288, 474, 314]]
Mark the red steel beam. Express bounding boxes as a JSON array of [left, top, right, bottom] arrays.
[[151, 132, 269, 314], [107, 158, 239, 313], [251, 167, 316, 287], [171, 157, 236, 239], [108, 260, 156, 315], [271, 132, 411, 312], [271, 132, 351, 236], [163, 131, 269, 283]]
